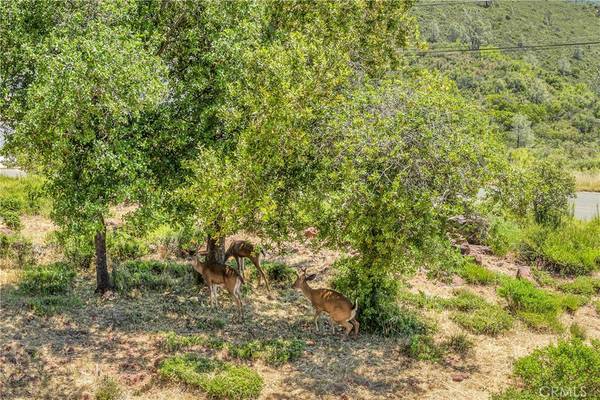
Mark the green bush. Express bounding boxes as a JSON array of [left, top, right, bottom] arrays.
[[0, 176, 50, 215], [228, 339, 305, 366], [404, 334, 443, 361], [95, 376, 122, 400], [569, 323, 587, 340], [107, 229, 148, 262], [446, 290, 513, 336], [54, 231, 95, 269], [25, 294, 82, 316], [112, 260, 193, 293], [485, 216, 523, 256], [442, 333, 474, 357], [163, 332, 225, 352], [521, 219, 600, 276], [496, 339, 600, 399], [259, 261, 296, 285], [559, 276, 600, 296], [497, 278, 586, 332], [332, 257, 430, 337], [458, 262, 498, 285], [158, 354, 263, 399], [19, 263, 76, 295], [0, 209, 22, 231], [0, 233, 34, 267]]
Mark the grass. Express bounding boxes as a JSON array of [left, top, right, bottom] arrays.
[[227, 339, 305, 366], [163, 333, 305, 367], [111, 260, 194, 293], [95, 376, 122, 400], [458, 262, 499, 285], [19, 262, 76, 295], [0, 232, 34, 268], [574, 170, 600, 192], [25, 294, 82, 316], [485, 216, 523, 256], [158, 354, 263, 399], [521, 219, 600, 276], [0, 175, 51, 216], [445, 290, 514, 336], [258, 261, 297, 286], [558, 276, 600, 296], [497, 278, 588, 332], [441, 333, 474, 358], [494, 339, 600, 399]]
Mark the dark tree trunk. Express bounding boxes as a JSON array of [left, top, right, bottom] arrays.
[[94, 221, 112, 293], [206, 234, 226, 264]]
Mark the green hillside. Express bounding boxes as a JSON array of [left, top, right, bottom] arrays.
[[410, 0, 600, 177]]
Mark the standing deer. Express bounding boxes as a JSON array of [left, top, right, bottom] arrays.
[[224, 240, 271, 292], [292, 267, 359, 335], [192, 254, 244, 317]]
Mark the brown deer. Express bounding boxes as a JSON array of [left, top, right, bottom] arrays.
[[192, 254, 244, 317], [224, 240, 271, 292], [292, 268, 359, 335]]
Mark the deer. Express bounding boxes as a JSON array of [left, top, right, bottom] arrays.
[[192, 253, 244, 317], [224, 240, 271, 292], [292, 267, 359, 336]]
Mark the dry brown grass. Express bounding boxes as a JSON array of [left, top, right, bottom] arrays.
[[574, 171, 600, 192], [1, 224, 599, 399]]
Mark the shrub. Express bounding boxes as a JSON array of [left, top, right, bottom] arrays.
[[112, 260, 193, 292], [485, 216, 523, 256], [107, 230, 148, 263], [559, 276, 600, 296], [54, 231, 95, 269], [504, 339, 600, 399], [19, 263, 76, 295], [163, 332, 225, 352], [595, 300, 600, 315], [569, 323, 587, 340], [0, 209, 22, 231], [95, 376, 122, 400], [228, 339, 305, 366], [158, 354, 263, 399], [259, 261, 296, 285], [442, 333, 474, 358], [0, 176, 50, 215], [0, 233, 34, 268], [404, 334, 442, 361], [458, 262, 498, 285], [332, 257, 430, 337], [26, 294, 82, 316], [521, 219, 600, 276], [446, 290, 513, 335], [497, 278, 586, 331]]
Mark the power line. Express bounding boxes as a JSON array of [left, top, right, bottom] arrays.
[[407, 40, 600, 56]]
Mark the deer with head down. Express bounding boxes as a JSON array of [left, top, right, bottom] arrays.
[[224, 240, 271, 292], [292, 267, 359, 335], [192, 253, 244, 317]]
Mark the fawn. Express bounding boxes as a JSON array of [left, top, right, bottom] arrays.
[[193, 254, 244, 317], [224, 240, 271, 291], [292, 268, 359, 335]]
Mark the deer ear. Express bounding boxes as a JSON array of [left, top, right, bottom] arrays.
[[305, 274, 317, 281]]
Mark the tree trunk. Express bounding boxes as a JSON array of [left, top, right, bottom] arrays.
[[95, 221, 112, 293], [206, 234, 226, 264]]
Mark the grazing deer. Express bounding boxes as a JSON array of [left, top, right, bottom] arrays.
[[192, 255, 244, 317], [224, 240, 271, 292], [292, 268, 359, 335]]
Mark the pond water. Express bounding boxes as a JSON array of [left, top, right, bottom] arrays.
[[571, 192, 600, 221]]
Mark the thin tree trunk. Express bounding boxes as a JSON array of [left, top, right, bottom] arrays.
[[95, 220, 112, 293]]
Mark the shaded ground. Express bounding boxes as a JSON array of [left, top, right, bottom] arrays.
[[1, 221, 599, 399]]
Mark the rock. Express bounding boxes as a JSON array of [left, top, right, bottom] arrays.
[[452, 276, 465, 286], [80, 391, 93, 400], [304, 227, 318, 240], [516, 266, 535, 282], [472, 254, 484, 266], [451, 373, 469, 382], [459, 243, 470, 255]]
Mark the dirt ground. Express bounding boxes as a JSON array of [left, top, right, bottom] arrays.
[[1, 218, 599, 400]]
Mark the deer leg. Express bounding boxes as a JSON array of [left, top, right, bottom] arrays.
[[313, 310, 321, 332], [340, 320, 353, 335], [351, 319, 360, 336], [251, 255, 271, 292]]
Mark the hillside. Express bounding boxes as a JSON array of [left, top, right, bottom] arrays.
[[410, 0, 600, 176]]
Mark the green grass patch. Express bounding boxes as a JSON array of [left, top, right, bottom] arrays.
[[445, 290, 513, 336], [0, 232, 34, 268], [521, 219, 600, 276], [158, 354, 263, 399], [163, 332, 225, 352], [494, 339, 600, 399], [0, 175, 50, 216], [19, 262, 76, 295], [112, 260, 194, 293], [559, 276, 600, 296], [95, 376, 122, 400], [497, 278, 587, 332], [441, 333, 474, 358], [458, 262, 499, 285], [485, 217, 523, 256], [25, 294, 82, 316], [259, 261, 297, 285], [227, 339, 305, 366]]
